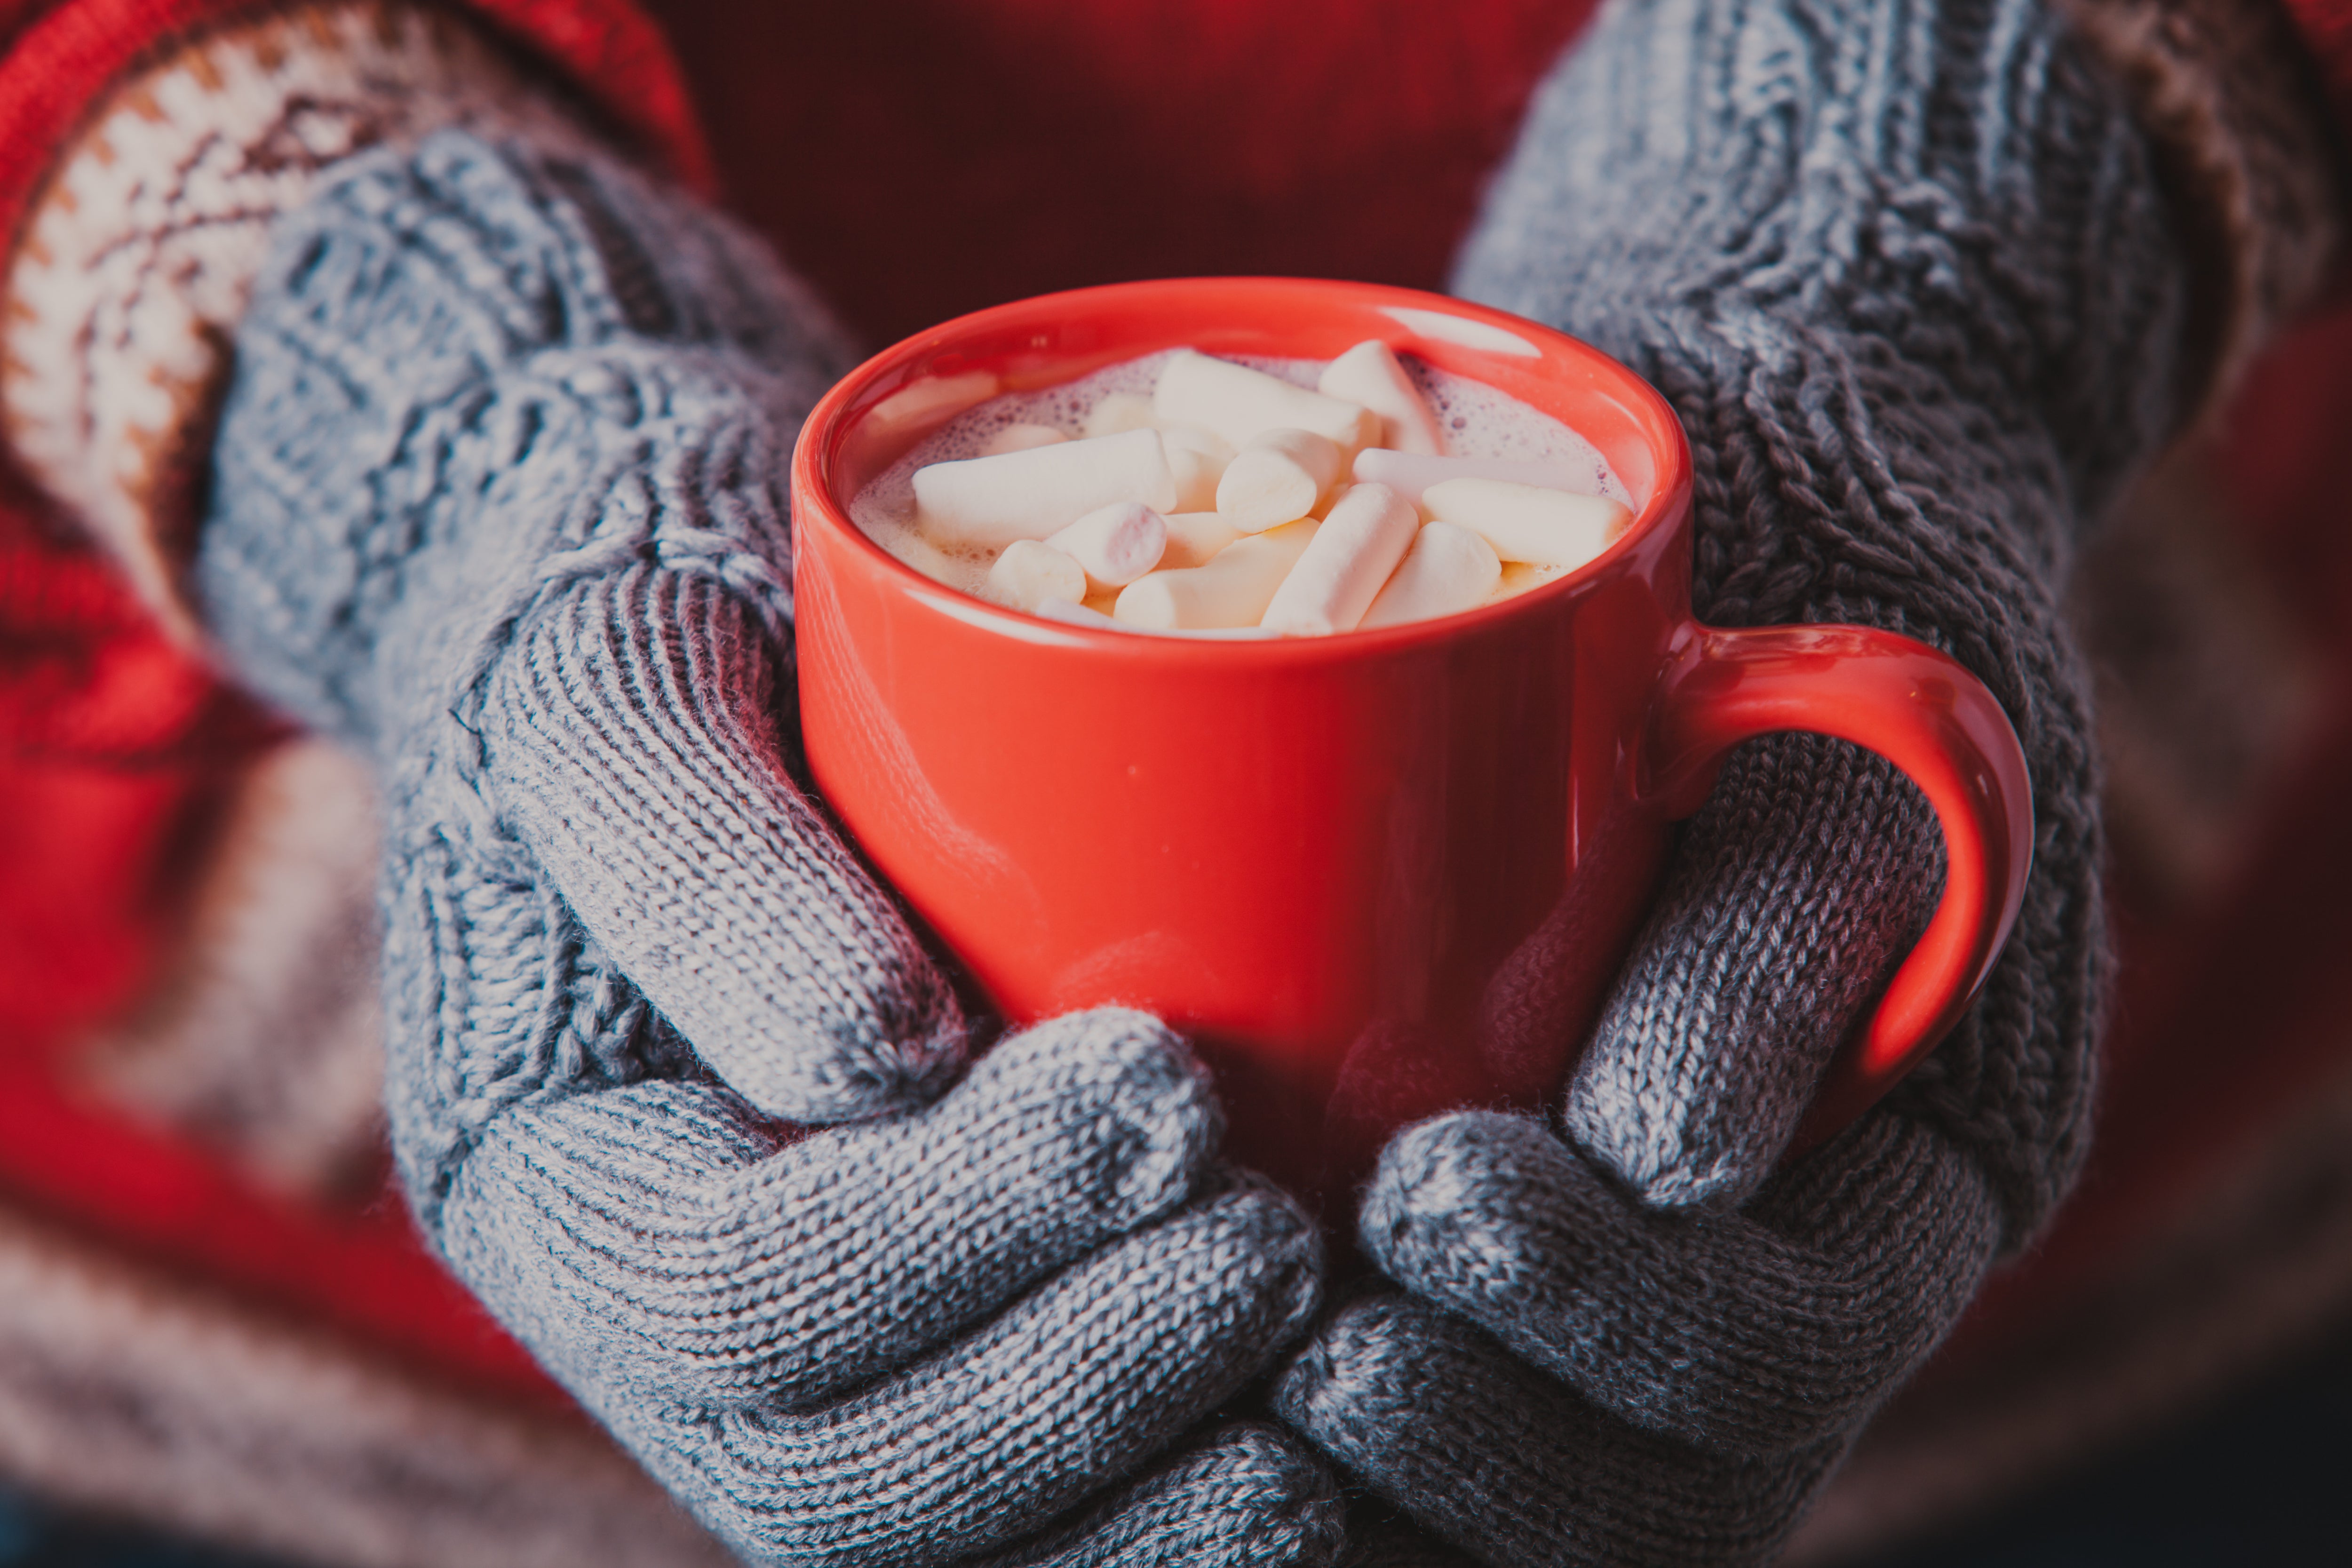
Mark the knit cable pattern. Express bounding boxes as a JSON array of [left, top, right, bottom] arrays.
[[1456, 0, 2178, 1234], [200, 130, 1340, 1565], [1278, 0, 2203, 1561], [0, 0, 592, 636]]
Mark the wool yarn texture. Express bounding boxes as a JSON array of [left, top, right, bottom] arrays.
[[198, 129, 1340, 1566], [1276, 0, 2196, 1560], [0, 0, 591, 636]]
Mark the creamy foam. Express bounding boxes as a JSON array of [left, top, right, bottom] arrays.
[[849, 349, 1631, 609]]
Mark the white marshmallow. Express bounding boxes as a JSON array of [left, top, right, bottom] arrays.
[[981, 422, 1071, 456], [1215, 428, 1346, 532], [1489, 560, 1570, 605], [1033, 597, 1126, 630], [1035, 597, 1278, 640], [1261, 482, 1420, 637], [913, 429, 1179, 550], [1353, 448, 1606, 506], [1160, 426, 1232, 511], [1047, 501, 1168, 589], [1084, 391, 1159, 438], [1160, 510, 1242, 568], [1153, 350, 1378, 453], [1359, 521, 1501, 629], [986, 539, 1088, 613], [1161, 623, 1283, 640], [1318, 341, 1445, 455], [1421, 478, 1632, 568], [860, 369, 1001, 452], [1116, 518, 1319, 629]]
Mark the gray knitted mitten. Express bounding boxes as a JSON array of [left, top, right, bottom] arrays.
[[1276, 0, 2198, 1561], [198, 130, 1339, 1567]]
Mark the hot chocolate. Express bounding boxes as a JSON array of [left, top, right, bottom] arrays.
[[848, 345, 1633, 637]]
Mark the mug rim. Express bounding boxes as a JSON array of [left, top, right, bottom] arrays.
[[791, 277, 1695, 663]]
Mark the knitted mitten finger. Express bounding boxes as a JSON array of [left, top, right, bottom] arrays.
[[1337, 1111, 2001, 1456], [983, 1423, 1345, 1568], [577, 1162, 1327, 1567], [437, 1012, 1227, 1409], [1273, 1114, 1985, 1561], [1277, 1294, 1845, 1568], [202, 130, 1341, 1564], [426, 979, 1334, 1564]]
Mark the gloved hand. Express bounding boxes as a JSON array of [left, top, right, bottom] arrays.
[[1276, 0, 2204, 1560], [198, 130, 1340, 1567]]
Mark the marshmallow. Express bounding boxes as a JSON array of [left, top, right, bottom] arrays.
[[1160, 623, 1283, 641], [1084, 391, 1159, 438], [1359, 521, 1500, 629], [1487, 560, 1572, 605], [1160, 426, 1232, 511], [860, 369, 1001, 452], [1261, 482, 1420, 637], [1153, 350, 1378, 453], [981, 422, 1072, 456], [1048, 501, 1168, 589], [1160, 510, 1243, 568], [1035, 597, 1279, 640], [1216, 428, 1346, 532], [1421, 478, 1631, 568], [914, 429, 1179, 550], [1116, 518, 1319, 629], [1318, 341, 1445, 455], [1353, 448, 1607, 506], [1034, 597, 1125, 630], [986, 539, 1088, 613]]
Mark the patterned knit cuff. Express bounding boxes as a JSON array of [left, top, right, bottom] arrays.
[[0, 0, 601, 638], [2061, 0, 2350, 411]]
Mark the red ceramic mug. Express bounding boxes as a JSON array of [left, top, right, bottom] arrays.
[[791, 279, 2032, 1215]]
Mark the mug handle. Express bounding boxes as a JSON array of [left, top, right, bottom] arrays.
[[1644, 623, 2035, 1155]]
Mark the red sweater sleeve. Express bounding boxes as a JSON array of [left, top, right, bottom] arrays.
[[0, 0, 712, 265]]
